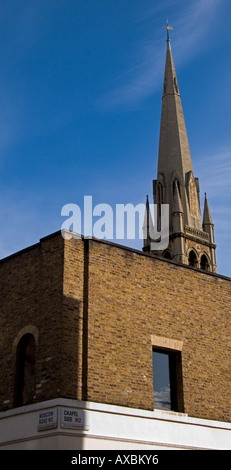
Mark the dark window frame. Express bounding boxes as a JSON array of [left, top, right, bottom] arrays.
[[152, 348, 184, 413], [188, 250, 198, 268], [200, 254, 210, 271], [15, 333, 36, 407]]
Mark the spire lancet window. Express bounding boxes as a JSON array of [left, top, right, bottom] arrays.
[[174, 77, 179, 94], [188, 250, 198, 268], [200, 254, 210, 271]]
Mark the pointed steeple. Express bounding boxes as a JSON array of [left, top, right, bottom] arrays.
[[203, 193, 213, 226], [202, 193, 216, 272], [155, 34, 202, 231], [157, 35, 194, 190], [144, 29, 217, 273]]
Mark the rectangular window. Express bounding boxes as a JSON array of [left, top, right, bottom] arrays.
[[152, 348, 184, 412]]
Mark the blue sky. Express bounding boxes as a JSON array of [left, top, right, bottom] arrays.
[[0, 0, 230, 277]]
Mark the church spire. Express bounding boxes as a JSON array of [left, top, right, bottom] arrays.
[[157, 28, 194, 203], [144, 29, 217, 273]]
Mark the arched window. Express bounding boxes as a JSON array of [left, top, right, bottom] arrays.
[[200, 254, 209, 271], [157, 182, 164, 231], [15, 334, 36, 406], [188, 250, 197, 268], [158, 182, 163, 204]]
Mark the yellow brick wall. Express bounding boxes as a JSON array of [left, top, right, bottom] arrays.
[[0, 232, 230, 423], [66, 237, 230, 422], [0, 233, 64, 409]]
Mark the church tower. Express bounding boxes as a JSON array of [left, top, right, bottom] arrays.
[[143, 26, 217, 273]]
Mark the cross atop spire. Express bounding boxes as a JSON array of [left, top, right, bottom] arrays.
[[163, 19, 173, 44]]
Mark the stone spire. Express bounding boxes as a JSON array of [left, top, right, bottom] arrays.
[[203, 193, 213, 226], [156, 29, 198, 228], [143, 29, 217, 272], [158, 25, 193, 175]]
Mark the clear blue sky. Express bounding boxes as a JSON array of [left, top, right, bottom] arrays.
[[0, 0, 230, 276]]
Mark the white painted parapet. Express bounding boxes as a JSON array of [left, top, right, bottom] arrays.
[[0, 398, 230, 450]]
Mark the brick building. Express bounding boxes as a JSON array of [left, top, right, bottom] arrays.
[[0, 33, 230, 449]]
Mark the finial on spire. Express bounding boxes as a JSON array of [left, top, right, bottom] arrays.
[[162, 19, 173, 43]]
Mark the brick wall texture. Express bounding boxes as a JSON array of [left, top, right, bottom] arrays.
[[0, 231, 230, 422]]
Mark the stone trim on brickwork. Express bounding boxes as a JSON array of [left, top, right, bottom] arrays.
[[12, 325, 39, 353], [151, 335, 183, 351]]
